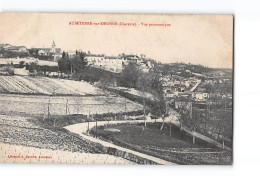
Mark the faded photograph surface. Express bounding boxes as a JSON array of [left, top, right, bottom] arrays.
[[0, 13, 233, 165]]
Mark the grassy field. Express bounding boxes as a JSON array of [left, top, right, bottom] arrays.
[[92, 122, 232, 165]]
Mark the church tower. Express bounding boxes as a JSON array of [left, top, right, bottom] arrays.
[[51, 41, 56, 53]]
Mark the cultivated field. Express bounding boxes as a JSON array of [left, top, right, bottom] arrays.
[[0, 76, 102, 95], [0, 75, 144, 164], [0, 94, 143, 116], [0, 114, 101, 153], [0, 75, 143, 116], [0, 115, 134, 164]]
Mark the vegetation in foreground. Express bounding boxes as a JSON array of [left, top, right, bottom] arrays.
[[0, 114, 103, 154], [92, 122, 232, 165]]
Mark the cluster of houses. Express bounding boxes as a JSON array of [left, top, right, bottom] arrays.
[[161, 71, 232, 107], [161, 74, 199, 98], [29, 41, 62, 61], [0, 41, 62, 61], [84, 54, 153, 73], [0, 44, 28, 54], [0, 41, 154, 77]]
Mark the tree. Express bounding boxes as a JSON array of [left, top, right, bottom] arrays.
[[159, 103, 170, 130], [99, 73, 114, 87], [27, 62, 41, 74], [205, 83, 215, 93], [120, 62, 140, 88], [173, 100, 204, 144], [17, 61, 25, 68], [73, 96, 83, 114], [214, 99, 232, 148], [136, 70, 166, 127], [62, 51, 66, 58], [5, 63, 14, 75], [186, 108, 204, 144], [175, 104, 190, 132], [58, 53, 71, 74], [71, 55, 85, 74]]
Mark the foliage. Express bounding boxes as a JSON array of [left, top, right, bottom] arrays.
[[27, 62, 41, 73], [119, 62, 140, 88], [205, 82, 232, 94], [119, 62, 166, 117], [58, 51, 86, 75], [58, 52, 71, 73], [71, 55, 86, 73], [0, 49, 29, 58]]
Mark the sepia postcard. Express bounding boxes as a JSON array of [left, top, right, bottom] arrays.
[[0, 13, 233, 165]]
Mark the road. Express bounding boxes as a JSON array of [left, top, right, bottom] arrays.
[[64, 119, 175, 165], [64, 115, 231, 165], [180, 125, 232, 151], [190, 80, 201, 92]]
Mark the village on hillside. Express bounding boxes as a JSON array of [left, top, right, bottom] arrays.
[[0, 41, 153, 75], [0, 41, 233, 165]]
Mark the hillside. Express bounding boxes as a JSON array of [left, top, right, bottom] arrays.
[[0, 76, 143, 116], [0, 76, 101, 95]]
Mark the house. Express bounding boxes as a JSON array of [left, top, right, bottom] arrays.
[[48, 72, 59, 77], [38, 48, 51, 56], [53, 53, 62, 61], [0, 44, 12, 49], [6, 46, 28, 53], [84, 53, 153, 74], [121, 54, 139, 63], [34, 41, 61, 59], [162, 85, 179, 98], [209, 92, 222, 99], [193, 92, 209, 100], [184, 80, 191, 88], [84, 54, 105, 65]]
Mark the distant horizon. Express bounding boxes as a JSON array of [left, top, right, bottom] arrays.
[[1, 41, 233, 69]]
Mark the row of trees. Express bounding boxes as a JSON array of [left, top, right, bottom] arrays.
[[57, 51, 86, 75], [173, 99, 232, 147]]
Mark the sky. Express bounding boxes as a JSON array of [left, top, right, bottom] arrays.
[[0, 13, 233, 68]]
